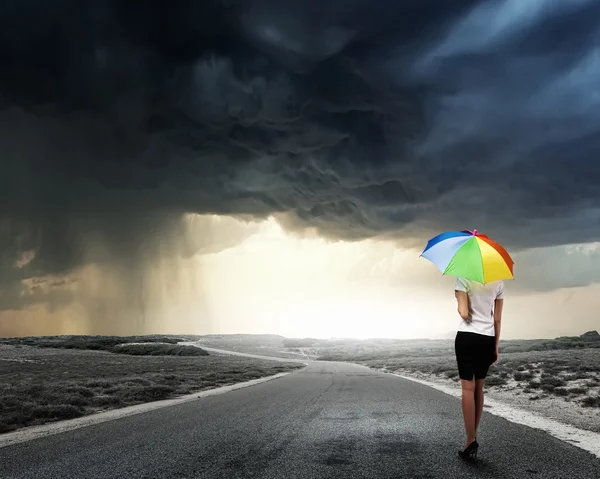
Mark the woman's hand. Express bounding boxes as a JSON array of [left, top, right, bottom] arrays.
[[492, 348, 499, 364]]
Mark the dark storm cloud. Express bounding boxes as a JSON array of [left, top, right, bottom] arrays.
[[1, 0, 600, 309], [509, 243, 600, 294]]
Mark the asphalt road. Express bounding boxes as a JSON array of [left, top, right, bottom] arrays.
[[1, 359, 600, 479]]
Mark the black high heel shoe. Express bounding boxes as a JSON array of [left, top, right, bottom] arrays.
[[458, 440, 479, 461]]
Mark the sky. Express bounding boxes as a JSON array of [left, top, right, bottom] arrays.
[[1, 0, 600, 339]]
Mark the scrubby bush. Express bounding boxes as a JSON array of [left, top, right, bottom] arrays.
[[113, 344, 209, 356], [514, 371, 534, 381], [30, 404, 83, 420], [539, 375, 566, 388], [582, 396, 600, 408], [1, 335, 182, 352], [486, 375, 508, 387]]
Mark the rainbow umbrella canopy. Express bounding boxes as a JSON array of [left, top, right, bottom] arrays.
[[420, 230, 514, 284]]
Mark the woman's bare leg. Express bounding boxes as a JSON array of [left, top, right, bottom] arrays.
[[460, 378, 477, 448], [475, 379, 485, 434]]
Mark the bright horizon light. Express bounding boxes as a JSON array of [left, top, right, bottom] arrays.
[[1, 214, 599, 340]]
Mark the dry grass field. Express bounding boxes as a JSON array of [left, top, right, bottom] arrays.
[[0, 336, 304, 434], [358, 349, 600, 406]]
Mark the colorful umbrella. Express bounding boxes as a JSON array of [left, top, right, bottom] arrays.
[[420, 229, 514, 284]]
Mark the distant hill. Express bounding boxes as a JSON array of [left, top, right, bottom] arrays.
[[283, 338, 319, 348], [581, 330, 599, 338], [498, 330, 600, 353], [190, 334, 285, 343]]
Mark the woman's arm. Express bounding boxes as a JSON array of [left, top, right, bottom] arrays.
[[455, 291, 473, 322], [493, 298, 504, 362]]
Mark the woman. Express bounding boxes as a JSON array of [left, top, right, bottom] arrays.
[[454, 276, 504, 461]]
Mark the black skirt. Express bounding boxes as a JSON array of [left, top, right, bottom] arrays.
[[455, 331, 496, 380]]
